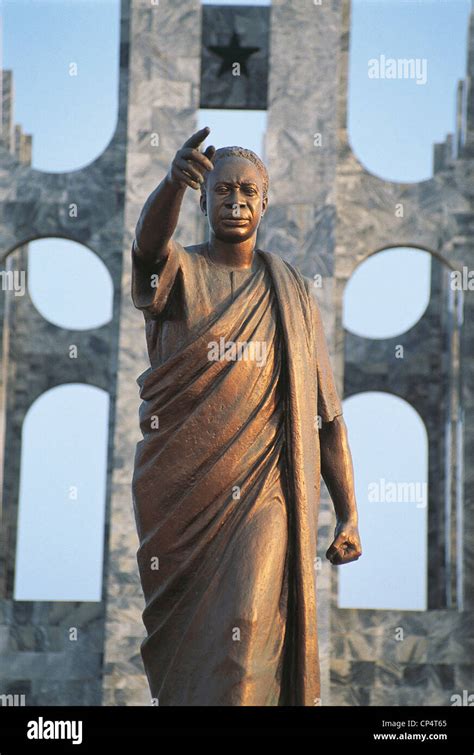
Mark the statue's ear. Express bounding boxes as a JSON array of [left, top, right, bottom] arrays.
[[261, 195, 268, 216], [200, 191, 207, 216]]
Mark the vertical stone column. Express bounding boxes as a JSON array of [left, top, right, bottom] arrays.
[[261, 0, 344, 705], [102, 0, 202, 705]]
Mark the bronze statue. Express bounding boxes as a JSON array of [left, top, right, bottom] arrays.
[[131, 127, 362, 706]]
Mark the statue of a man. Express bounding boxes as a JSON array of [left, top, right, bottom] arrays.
[[131, 127, 362, 706]]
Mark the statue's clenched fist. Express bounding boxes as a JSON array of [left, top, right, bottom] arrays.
[[326, 519, 362, 565]]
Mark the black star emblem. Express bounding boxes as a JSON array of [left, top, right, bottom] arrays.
[[207, 31, 260, 78]]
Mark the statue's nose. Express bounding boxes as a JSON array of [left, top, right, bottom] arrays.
[[225, 196, 245, 208]]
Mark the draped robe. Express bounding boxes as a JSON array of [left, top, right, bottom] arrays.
[[131, 241, 342, 706]]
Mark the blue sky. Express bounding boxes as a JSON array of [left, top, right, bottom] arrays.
[[2, 0, 471, 607]]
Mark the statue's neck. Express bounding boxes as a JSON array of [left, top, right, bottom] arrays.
[[206, 238, 256, 270]]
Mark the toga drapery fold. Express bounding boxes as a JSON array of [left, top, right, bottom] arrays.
[[131, 243, 342, 706]]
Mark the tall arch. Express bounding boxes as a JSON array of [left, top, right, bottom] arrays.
[[339, 391, 428, 610], [14, 384, 109, 602]]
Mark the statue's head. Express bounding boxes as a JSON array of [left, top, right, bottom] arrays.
[[200, 146, 269, 242]]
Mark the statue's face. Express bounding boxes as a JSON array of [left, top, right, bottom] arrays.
[[201, 156, 267, 242]]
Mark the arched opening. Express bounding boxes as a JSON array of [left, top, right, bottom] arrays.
[[343, 247, 431, 339], [338, 392, 428, 611], [14, 384, 109, 602], [28, 238, 113, 330]]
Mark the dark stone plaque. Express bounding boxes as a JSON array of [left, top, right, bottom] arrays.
[[200, 5, 270, 110]]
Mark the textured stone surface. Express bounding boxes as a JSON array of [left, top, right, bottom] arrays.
[[328, 0, 474, 707], [0, 0, 129, 705]]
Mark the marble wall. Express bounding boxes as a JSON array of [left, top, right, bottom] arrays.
[[330, 0, 474, 706], [0, 0, 131, 706]]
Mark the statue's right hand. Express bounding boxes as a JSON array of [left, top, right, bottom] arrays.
[[168, 126, 216, 191]]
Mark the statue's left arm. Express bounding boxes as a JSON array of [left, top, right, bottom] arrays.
[[303, 276, 362, 566], [320, 417, 362, 565]]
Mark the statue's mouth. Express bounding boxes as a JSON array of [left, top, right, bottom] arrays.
[[222, 218, 249, 225]]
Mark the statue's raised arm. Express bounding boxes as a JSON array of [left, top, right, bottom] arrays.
[[134, 126, 215, 265]]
